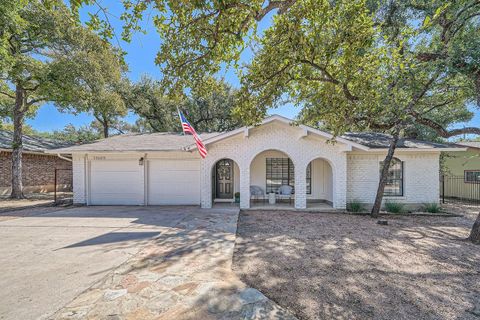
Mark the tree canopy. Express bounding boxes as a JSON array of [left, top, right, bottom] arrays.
[[73, 0, 478, 137], [0, 0, 127, 197], [121, 76, 243, 132]]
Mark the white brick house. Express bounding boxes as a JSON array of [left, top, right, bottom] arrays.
[[48, 115, 465, 210]]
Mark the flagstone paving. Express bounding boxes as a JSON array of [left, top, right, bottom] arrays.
[[54, 207, 296, 320]]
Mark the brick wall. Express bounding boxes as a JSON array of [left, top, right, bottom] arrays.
[[200, 121, 349, 209], [0, 151, 72, 194], [347, 152, 441, 209], [69, 120, 442, 210]]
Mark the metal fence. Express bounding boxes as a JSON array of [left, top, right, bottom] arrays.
[[441, 175, 480, 204]]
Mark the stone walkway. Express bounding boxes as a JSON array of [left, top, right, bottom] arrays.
[[54, 207, 296, 320]]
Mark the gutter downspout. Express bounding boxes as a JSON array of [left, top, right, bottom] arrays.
[[57, 153, 72, 162]]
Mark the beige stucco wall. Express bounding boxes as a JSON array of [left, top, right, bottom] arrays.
[[442, 149, 480, 200], [443, 149, 480, 175]]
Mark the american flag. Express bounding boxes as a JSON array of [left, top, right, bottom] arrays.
[[178, 110, 208, 158]]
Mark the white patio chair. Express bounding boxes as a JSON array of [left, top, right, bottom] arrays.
[[250, 185, 266, 204], [276, 185, 293, 205]]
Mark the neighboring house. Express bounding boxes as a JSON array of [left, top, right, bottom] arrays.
[[442, 141, 480, 201], [48, 115, 465, 210], [0, 131, 73, 195]]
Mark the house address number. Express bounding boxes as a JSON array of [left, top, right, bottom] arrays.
[[93, 156, 106, 160]]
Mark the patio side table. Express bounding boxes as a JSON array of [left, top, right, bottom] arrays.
[[268, 193, 276, 205]]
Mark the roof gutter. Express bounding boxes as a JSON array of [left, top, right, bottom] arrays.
[[353, 147, 468, 152], [57, 153, 72, 162]]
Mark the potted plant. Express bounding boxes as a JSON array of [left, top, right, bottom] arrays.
[[234, 192, 240, 203]]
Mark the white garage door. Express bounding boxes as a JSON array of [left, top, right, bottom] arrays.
[[90, 160, 144, 205], [148, 159, 200, 205]]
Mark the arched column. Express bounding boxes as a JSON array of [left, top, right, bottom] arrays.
[[294, 161, 307, 209], [333, 154, 347, 209], [239, 164, 250, 209], [201, 158, 212, 208]]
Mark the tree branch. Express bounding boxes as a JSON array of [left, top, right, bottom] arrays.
[[299, 59, 359, 101], [410, 111, 480, 138], [26, 97, 48, 106], [0, 91, 15, 99]]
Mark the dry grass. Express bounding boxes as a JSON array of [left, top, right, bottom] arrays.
[[233, 202, 480, 320]]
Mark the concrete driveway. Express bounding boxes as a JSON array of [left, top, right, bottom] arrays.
[[0, 205, 295, 320], [0, 206, 195, 320]]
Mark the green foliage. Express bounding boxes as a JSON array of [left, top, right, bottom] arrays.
[[422, 203, 442, 213], [72, 0, 479, 140], [0, 121, 38, 135], [121, 76, 243, 132], [384, 202, 406, 214], [0, 1, 125, 119], [47, 124, 101, 143], [347, 201, 365, 213]]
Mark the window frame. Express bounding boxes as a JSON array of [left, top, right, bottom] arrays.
[[265, 158, 311, 194], [380, 157, 404, 197], [464, 170, 480, 184]]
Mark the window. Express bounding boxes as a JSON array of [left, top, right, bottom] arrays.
[[266, 158, 311, 194], [464, 170, 480, 183], [380, 158, 403, 196]]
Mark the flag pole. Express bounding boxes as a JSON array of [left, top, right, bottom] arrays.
[[177, 107, 184, 135]]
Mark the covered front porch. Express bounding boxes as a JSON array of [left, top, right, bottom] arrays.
[[199, 115, 348, 210], [210, 149, 335, 210]]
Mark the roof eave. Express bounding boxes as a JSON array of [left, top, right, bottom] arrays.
[[0, 148, 58, 155], [45, 148, 190, 154], [356, 147, 467, 152], [193, 115, 371, 151]]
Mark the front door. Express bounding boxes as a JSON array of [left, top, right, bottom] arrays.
[[216, 159, 234, 199]]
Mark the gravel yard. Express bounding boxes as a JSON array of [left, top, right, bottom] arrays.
[[233, 203, 480, 320]]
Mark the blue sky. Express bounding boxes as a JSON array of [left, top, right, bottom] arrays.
[[28, 2, 299, 132], [27, 2, 479, 137]]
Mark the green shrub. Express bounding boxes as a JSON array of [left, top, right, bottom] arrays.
[[385, 201, 405, 214], [422, 203, 442, 213], [347, 200, 365, 213]]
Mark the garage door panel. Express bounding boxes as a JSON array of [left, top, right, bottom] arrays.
[[90, 160, 144, 205], [90, 193, 144, 205], [149, 160, 199, 171], [91, 161, 139, 171], [149, 172, 198, 183], [91, 174, 141, 188], [148, 159, 200, 205]]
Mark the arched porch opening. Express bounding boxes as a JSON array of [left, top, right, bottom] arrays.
[[211, 158, 240, 204], [306, 157, 334, 209], [249, 149, 296, 209]]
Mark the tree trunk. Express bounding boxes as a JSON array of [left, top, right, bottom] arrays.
[[103, 121, 109, 138], [94, 113, 109, 138], [468, 212, 480, 244], [10, 85, 25, 199], [475, 71, 480, 108], [371, 127, 401, 217]]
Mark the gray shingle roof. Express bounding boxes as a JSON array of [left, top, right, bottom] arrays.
[[0, 130, 72, 153], [50, 132, 221, 153], [340, 132, 462, 149], [47, 128, 462, 154], [456, 141, 480, 149]]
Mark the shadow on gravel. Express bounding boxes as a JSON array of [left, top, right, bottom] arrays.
[[233, 209, 480, 320]]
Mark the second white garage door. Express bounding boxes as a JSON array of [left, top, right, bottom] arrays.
[[147, 159, 200, 205]]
